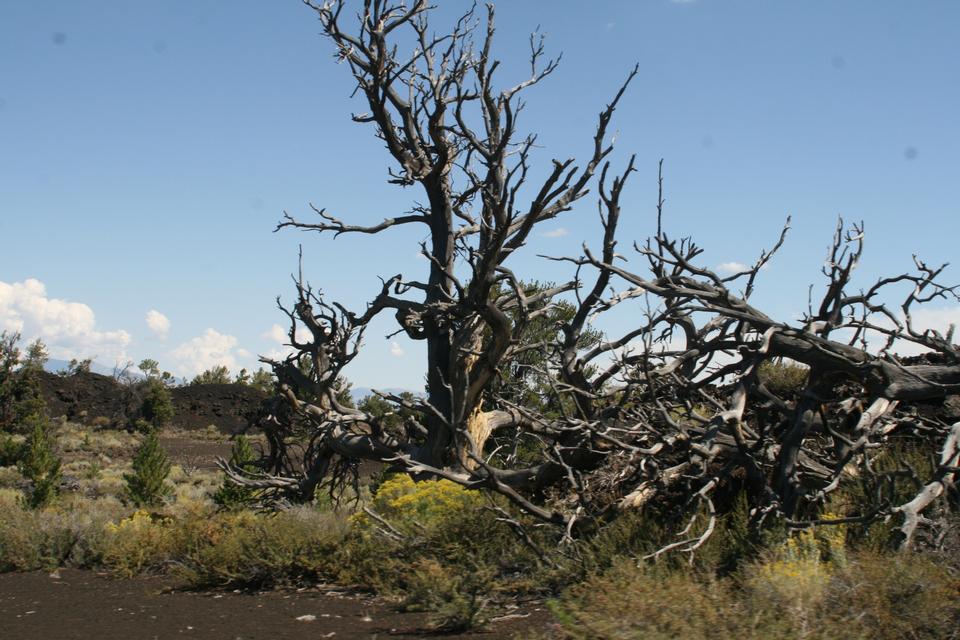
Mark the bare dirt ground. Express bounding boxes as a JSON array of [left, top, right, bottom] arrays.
[[159, 436, 234, 471], [1, 428, 554, 639], [0, 569, 553, 639]]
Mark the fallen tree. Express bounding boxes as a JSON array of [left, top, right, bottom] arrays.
[[223, 0, 960, 552]]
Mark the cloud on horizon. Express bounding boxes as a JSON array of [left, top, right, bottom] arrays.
[[169, 328, 244, 377], [145, 309, 170, 338], [262, 323, 288, 344], [0, 278, 131, 365]]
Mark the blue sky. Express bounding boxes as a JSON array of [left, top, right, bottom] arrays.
[[1, 1, 958, 387]]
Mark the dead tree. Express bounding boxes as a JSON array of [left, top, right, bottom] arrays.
[[222, 0, 960, 551]]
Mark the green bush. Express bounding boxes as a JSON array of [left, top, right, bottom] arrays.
[[341, 474, 545, 629], [17, 415, 62, 508], [0, 331, 23, 430], [213, 435, 258, 510], [190, 365, 231, 385], [100, 508, 177, 576], [0, 332, 47, 435], [758, 358, 809, 395], [356, 474, 487, 539], [174, 507, 348, 588], [550, 544, 960, 640], [124, 430, 171, 507], [402, 558, 493, 632], [0, 433, 24, 466], [553, 561, 738, 640], [0, 491, 123, 572], [822, 552, 960, 640], [139, 379, 174, 430]]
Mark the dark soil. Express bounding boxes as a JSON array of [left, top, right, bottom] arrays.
[[36, 372, 267, 434], [158, 437, 234, 471], [0, 570, 553, 639]]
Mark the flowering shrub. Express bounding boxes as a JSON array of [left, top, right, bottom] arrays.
[[101, 509, 175, 576], [356, 474, 485, 535]]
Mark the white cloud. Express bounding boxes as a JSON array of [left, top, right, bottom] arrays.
[[907, 307, 960, 334], [390, 341, 405, 357], [541, 227, 569, 239], [884, 306, 960, 357], [716, 261, 749, 275], [145, 309, 170, 338], [169, 328, 242, 376], [260, 322, 313, 362], [0, 278, 131, 364], [263, 323, 288, 344]]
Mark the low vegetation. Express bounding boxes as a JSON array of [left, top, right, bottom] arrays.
[[0, 415, 957, 636]]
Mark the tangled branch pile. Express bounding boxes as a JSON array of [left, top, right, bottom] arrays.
[[223, 0, 960, 554]]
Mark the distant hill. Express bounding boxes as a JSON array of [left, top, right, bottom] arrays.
[[34, 369, 266, 434]]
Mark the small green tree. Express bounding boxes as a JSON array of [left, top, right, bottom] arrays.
[[17, 414, 62, 508], [124, 429, 172, 507], [65, 357, 92, 375], [0, 331, 47, 433], [191, 365, 231, 385], [138, 358, 161, 379], [248, 368, 275, 394], [359, 392, 418, 433], [22, 339, 49, 372], [140, 379, 174, 430], [0, 331, 21, 429], [213, 435, 258, 509]]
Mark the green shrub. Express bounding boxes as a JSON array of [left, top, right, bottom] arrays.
[[758, 358, 809, 395], [551, 538, 959, 640], [124, 430, 171, 507], [17, 415, 62, 508], [822, 552, 960, 640], [341, 474, 545, 619], [402, 558, 493, 632], [553, 561, 738, 640], [139, 379, 174, 429], [0, 333, 47, 434], [190, 365, 231, 385], [0, 331, 24, 430], [738, 528, 836, 637], [213, 436, 258, 510], [359, 473, 485, 535], [0, 491, 122, 572], [0, 433, 24, 466], [64, 358, 92, 375], [841, 441, 938, 550], [174, 507, 348, 588], [100, 509, 177, 576]]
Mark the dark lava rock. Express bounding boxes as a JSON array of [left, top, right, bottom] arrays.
[[34, 371, 266, 434], [170, 383, 267, 433]]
